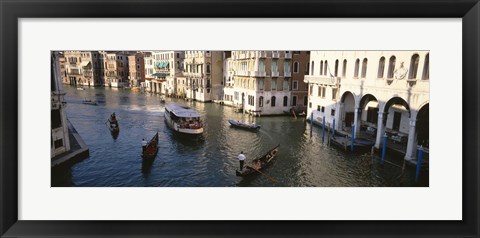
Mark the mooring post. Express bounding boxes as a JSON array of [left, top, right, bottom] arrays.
[[351, 124, 355, 152], [381, 133, 388, 164], [415, 146, 424, 182], [322, 116, 325, 143], [332, 118, 335, 138]]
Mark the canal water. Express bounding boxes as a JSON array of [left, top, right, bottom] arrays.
[[52, 86, 428, 187]]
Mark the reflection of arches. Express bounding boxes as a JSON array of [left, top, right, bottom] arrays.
[[416, 103, 429, 147]]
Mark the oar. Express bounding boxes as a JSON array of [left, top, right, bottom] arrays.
[[246, 165, 278, 183]]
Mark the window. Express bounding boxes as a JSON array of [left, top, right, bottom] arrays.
[[318, 86, 326, 98], [354, 59, 360, 78], [321, 106, 325, 113], [258, 78, 264, 90], [322, 87, 326, 98], [284, 61, 290, 74], [309, 85, 313, 95], [304, 96, 308, 106], [283, 96, 288, 106], [318, 86, 322, 97], [331, 109, 336, 116], [334, 60, 339, 77], [259, 60, 266, 72], [342, 59, 347, 78], [283, 79, 289, 90], [206, 64, 211, 74], [361, 58, 368, 78], [309, 102, 312, 108], [272, 78, 277, 90], [320, 61, 324, 75], [54, 139, 63, 149], [271, 96, 276, 107], [378, 57, 385, 78], [293, 80, 298, 90], [311, 61, 315, 75], [259, 96, 264, 107], [293, 62, 299, 73], [332, 88, 337, 100], [422, 53, 429, 80], [51, 109, 62, 129], [387, 56, 396, 78], [409, 54, 420, 79], [317, 105, 321, 111], [292, 96, 297, 106], [324, 61, 328, 75]]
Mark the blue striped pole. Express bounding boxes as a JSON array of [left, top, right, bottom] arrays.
[[310, 112, 313, 137], [381, 133, 388, 163], [322, 116, 325, 143], [415, 146, 424, 182], [332, 118, 335, 137], [351, 124, 355, 151]]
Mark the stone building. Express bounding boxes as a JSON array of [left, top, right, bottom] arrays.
[[177, 51, 223, 102], [291, 51, 310, 114], [63, 51, 103, 87], [305, 51, 429, 162], [128, 52, 146, 87], [144, 51, 184, 95], [103, 51, 129, 88], [51, 52, 70, 157], [227, 50, 293, 116]]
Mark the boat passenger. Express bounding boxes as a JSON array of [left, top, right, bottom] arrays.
[[237, 151, 246, 171]]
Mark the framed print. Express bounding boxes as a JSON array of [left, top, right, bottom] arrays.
[[1, 0, 479, 237]]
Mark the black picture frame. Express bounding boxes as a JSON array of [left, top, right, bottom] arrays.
[[1, 0, 479, 237]]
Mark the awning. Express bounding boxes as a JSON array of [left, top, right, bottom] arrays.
[[155, 61, 170, 68], [80, 61, 91, 68]]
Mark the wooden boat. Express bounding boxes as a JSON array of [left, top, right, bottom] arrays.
[[82, 99, 97, 105], [164, 103, 204, 135], [236, 144, 280, 177], [107, 113, 119, 133], [142, 132, 159, 159], [227, 120, 260, 130]]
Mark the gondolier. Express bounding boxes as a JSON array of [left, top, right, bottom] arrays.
[[141, 138, 148, 152], [237, 151, 246, 171]]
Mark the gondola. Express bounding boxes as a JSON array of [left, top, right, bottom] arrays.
[[227, 119, 260, 130], [82, 99, 97, 105], [142, 132, 159, 159], [236, 144, 280, 177], [107, 113, 119, 133]]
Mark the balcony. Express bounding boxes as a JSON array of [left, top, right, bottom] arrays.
[[304, 75, 340, 86], [284, 52, 292, 59], [251, 71, 266, 77], [272, 52, 279, 58], [284, 71, 291, 77], [271, 71, 279, 77]]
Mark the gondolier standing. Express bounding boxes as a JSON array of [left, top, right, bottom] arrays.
[[237, 151, 246, 171], [141, 138, 148, 152]]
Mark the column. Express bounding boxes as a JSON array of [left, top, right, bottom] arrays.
[[353, 107, 361, 139], [337, 103, 344, 131], [375, 112, 386, 148], [404, 119, 418, 161]]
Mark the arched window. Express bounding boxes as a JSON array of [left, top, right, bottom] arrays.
[[422, 53, 429, 80], [354, 59, 360, 78], [259, 96, 264, 107], [320, 61, 324, 75], [409, 54, 420, 79], [271, 96, 276, 107], [293, 62, 299, 73], [342, 59, 347, 78], [311, 61, 315, 75], [361, 58, 368, 78], [334, 60, 339, 77], [378, 57, 385, 78], [387, 56, 396, 78], [324, 60, 328, 75], [283, 96, 288, 106]]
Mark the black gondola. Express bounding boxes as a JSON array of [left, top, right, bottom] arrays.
[[142, 132, 159, 159], [227, 119, 260, 130], [108, 113, 119, 133], [236, 144, 279, 177]]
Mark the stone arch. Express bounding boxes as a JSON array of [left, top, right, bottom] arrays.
[[340, 91, 357, 129], [359, 94, 379, 126], [416, 103, 429, 147], [381, 96, 411, 134]]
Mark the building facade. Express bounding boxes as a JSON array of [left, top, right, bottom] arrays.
[[128, 52, 146, 87], [63, 51, 103, 87], [51, 52, 70, 157], [178, 51, 223, 102], [103, 51, 129, 88], [228, 50, 293, 116], [305, 51, 429, 162], [144, 51, 184, 95], [291, 51, 310, 114]]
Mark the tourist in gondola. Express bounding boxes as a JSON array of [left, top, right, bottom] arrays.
[[237, 151, 246, 171]]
